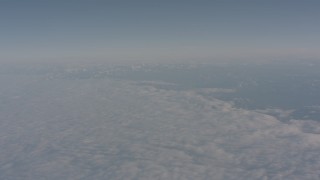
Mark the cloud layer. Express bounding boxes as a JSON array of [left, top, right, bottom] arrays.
[[1, 74, 320, 179]]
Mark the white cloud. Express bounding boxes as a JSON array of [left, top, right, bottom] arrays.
[[1, 75, 320, 179]]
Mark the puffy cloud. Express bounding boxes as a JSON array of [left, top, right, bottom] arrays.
[[1, 74, 320, 179]]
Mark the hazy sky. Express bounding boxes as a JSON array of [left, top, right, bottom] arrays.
[[1, 0, 320, 63]]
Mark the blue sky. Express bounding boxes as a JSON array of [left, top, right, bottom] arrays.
[[1, 0, 320, 63]]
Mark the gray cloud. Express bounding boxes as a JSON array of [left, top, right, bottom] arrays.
[[1, 74, 320, 179]]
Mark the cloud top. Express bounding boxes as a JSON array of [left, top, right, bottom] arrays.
[[1, 74, 320, 179]]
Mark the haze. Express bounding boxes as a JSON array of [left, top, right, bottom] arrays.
[[1, 1, 320, 180]]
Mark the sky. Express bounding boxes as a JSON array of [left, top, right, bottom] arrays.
[[1, 0, 320, 63]]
